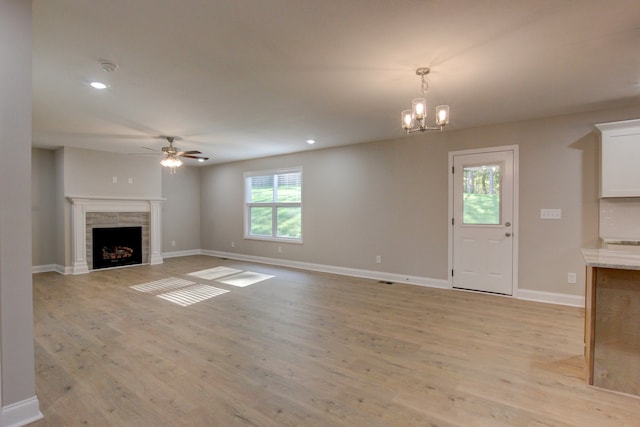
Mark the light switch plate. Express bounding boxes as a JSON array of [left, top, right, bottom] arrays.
[[540, 208, 561, 220]]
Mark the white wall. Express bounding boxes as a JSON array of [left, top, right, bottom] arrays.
[[0, 0, 41, 422], [199, 104, 640, 298]]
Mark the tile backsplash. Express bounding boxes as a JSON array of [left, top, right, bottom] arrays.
[[600, 198, 640, 241]]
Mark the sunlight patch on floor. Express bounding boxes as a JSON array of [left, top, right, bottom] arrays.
[[157, 284, 229, 307], [217, 271, 274, 287], [187, 266, 242, 280], [130, 277, 195, 293]]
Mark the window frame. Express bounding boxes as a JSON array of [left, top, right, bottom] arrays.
[[243, 167, 303, 243]]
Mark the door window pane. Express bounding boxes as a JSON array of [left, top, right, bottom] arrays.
[[462, 164, 501, 225]]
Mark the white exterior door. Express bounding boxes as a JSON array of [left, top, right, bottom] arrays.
[[450, 148, 517, 295]]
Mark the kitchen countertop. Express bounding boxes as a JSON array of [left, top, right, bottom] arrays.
[[582, 248, 640, 270], [602, 239, 640, 245]]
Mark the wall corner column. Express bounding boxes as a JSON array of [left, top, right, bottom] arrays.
[[149, 200, 163, 265], [68, 198, 89, 274]]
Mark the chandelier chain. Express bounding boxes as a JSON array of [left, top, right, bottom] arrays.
[[421, 75, 429, 95]]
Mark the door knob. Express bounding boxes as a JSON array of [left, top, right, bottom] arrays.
[[505, 222, 511, 227], [505, 232, 512, 237]]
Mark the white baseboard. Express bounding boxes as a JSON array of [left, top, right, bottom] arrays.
[[162, 249, 202, 259], [202, 250, 582, 307], [2, 396, 43, 427], [57, 264, 72, 275], [516, 289, 584, 307], [32, 264, 71, 275], [201, 250, 450, 289], [31, 264, 57, 274]]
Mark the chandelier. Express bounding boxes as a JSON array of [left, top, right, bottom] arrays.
[[401, 67, 450, 133]]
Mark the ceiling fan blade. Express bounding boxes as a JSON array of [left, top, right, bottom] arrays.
[[175, 150, 202, 155], [128, 152, 162, 156], [181, 155, 209, 160], [142, 146, 160, 152]]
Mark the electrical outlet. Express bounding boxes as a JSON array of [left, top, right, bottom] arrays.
[[128, 177, 133, 184], [376, 255, 382, 264], [171, 240, 176, 247], [568, 272, 577, 284], [278, 246, 282, 253], [112, 176, 118, 184], [231, 241, 235, 248]]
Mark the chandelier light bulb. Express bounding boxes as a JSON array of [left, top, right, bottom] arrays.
[[401, 110, 413, 130], [412, 98, 426, 120], [436, 105, 450, 126]]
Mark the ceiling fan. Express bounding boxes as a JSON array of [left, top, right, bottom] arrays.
[[148, 136, 209, 173]]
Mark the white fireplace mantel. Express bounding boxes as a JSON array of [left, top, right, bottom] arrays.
[[67, 196, 164, 274]]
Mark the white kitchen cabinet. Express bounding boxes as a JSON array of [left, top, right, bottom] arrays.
[[596, 119, 640, 197]]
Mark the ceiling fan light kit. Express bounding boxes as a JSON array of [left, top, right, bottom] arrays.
[[160, 156, 183, 172], [157, 136, 209, 174], [401, 67, 450, 134]]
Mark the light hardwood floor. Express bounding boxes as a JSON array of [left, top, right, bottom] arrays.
[[31, 256, 640, 426]]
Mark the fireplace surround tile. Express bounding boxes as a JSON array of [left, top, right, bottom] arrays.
[[86, 212, 149, 270]]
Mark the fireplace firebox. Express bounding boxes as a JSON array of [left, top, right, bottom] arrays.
[[92, 226, 143, 270]]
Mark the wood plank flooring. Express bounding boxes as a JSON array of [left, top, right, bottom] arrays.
[[30, 256, 640, 426]]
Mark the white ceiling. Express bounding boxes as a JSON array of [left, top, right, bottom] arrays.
[[32, 0, 640, 165]]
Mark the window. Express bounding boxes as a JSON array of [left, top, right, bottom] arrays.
[[462, 163, 502, 225], [244, 167, 302, 242]]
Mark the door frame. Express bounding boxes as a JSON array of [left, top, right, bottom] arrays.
[[447, 145, 520, 296]]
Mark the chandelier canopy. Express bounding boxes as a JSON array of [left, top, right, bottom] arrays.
[[401, 67, 450, 133]]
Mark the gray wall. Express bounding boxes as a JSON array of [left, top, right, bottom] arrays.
[[58, 147, 161, 269], [63, 147, 161, 198], [199, 140, 449, 275], [54, 148, 67, 267], [30, 106, 640, 297], [200, 104, 640, 297], [32, 147, 202, 268], [0, 0, 37, 408], [161, 166, 201, 252], [32, 149, 56, 266]]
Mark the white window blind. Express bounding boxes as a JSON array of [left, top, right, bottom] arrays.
[[244, 168, 302, 242]]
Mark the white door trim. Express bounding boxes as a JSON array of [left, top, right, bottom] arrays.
[[447, 145, 519, 296]]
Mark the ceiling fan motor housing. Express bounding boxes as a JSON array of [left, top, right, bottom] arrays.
[[162, 146, 178, 154]]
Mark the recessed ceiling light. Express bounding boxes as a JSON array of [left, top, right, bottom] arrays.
[[306, 139, 316, 145], [90, 81, 108, 90]]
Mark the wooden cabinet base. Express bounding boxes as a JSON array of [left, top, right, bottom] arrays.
[[587, 267, 640, 396]]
